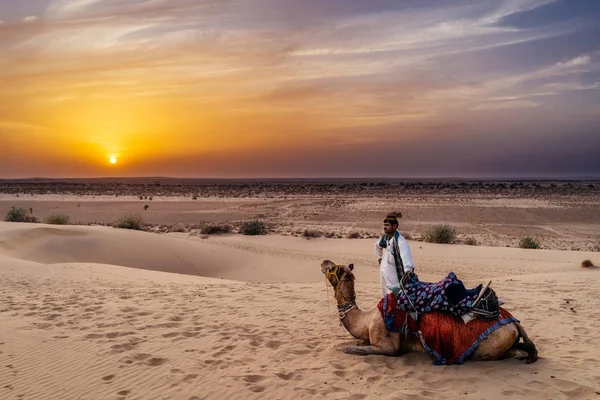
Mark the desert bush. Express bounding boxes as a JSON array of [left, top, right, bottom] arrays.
[[44, 213, 70, 225], [464, 237, 478, 246], [581, 259, 594, 268], [115, 214, 143, 230], [5, 206, 38, 223], [241, 220, 266, 235], [423, 225, 457, 244], [200, 223, 231, 235], [519, 236, 540, 249], [347, 231, 361, 239], [144, 204, 149, 211], [325, 232, 336, 238], [170, 223, 187, 233], [402, 232, 413, 240], [390, 211, 402, 218], [302, 229, 322, 238]]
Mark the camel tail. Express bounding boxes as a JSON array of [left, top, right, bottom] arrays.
[[512, 322, 538, 364]]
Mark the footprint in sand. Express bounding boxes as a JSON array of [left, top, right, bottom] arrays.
[[102, 374, 116, 382], [145, 357, 169, 366], [241, 375, 269, 383], [274, 372, 298, 381]]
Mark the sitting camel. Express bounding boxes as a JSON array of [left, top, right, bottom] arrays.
[[321, 260, 538, 364]]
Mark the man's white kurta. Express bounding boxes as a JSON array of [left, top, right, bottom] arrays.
[[375, 232, 415, 298]]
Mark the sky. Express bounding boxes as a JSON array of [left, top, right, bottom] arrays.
[[0, 0, 599, 178]]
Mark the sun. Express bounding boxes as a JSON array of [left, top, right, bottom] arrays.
[[109, 157, 117, 164]]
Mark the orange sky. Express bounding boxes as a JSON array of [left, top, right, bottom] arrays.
[[1, 0, 599, 178]]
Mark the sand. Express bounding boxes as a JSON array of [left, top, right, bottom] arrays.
[[1, 221, 600, 400]]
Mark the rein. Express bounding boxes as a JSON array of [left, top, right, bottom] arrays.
[[325, 264, 356, 320]]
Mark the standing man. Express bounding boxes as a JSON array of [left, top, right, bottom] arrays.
[[375, 213, 415, 298]]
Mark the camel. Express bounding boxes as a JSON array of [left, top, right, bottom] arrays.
[[321, 260, 538, 363]]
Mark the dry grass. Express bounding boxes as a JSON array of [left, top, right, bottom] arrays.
[[423, 225, 457, 244], [44, 214, 70, 225], [464, 237, 478, 246], [581, 260, 594, 268], [5, 206, 38, 223], [302, 229, 322, 239], [519, 236, 540, 249], [115, 214, 143, 230]]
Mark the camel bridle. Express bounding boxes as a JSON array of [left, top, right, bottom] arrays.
[[325, 264, 356, 320]]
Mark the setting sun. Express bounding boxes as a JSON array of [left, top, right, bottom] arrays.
[[109, 157, 117, 164]]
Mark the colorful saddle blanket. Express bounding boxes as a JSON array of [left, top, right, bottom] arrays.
[[396, 272, 483, 317], [377, 294, 519, 365]]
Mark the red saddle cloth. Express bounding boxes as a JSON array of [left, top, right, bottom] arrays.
[[377, 293, 520, 365]]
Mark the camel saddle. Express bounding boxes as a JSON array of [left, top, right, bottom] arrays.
[[395, 271, 501, 321]]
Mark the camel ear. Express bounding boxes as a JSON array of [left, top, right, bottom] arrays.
[[348, 263, 354, 271]]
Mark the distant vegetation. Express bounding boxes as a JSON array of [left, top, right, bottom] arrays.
[[44, 213, 70, 225], [302, 229, 322, 239], [4, 206, 38, 223], [241, 220, 266, 235], [170, 223, 187, 233], [347, 231, 361, 239], [115, 214, 143, 230], [200, 223, 231, 235], [519, 236, 540, 249], [423, 225, 457, 244], [464, 237, 478, 246], [581, 260, 594, 268]]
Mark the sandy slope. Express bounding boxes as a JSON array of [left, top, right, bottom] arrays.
[[1, 223, 599, 400]]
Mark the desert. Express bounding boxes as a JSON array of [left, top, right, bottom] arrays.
[[1, 179, 599, 399]]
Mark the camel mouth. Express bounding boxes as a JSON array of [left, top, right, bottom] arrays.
[[320, 260, 335, 274]]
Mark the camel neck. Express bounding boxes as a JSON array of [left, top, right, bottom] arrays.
[[338, 303, 371, 342]]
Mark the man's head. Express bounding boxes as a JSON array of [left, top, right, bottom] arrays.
[[383, 214, 399, 236]]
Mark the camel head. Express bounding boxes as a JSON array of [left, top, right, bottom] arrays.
[[321, 260, 356, 304]]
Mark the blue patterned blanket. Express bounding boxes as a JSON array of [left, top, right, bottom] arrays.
[[396, 272, 483, 317]]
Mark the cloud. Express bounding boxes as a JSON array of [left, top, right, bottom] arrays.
[[22, 16, 39, 23], [0, 0, 598, 177], [473, 100, 539, 110]]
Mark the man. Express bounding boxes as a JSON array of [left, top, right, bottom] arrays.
[[375, 214, 415, 298]]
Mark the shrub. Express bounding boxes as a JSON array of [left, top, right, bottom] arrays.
[[170, 223, 187, 233], [325, 232, 336, 238], [241, 220, 266, 235], [402, 232, 413, 240], [44, 213, 70, 225], [581, 260, 594, 268], [144, 204, 149, 211], [519, 236, 540, 249], [423, 225, 457, 244], [302, 229, 321, 238], [464, 237, 478, 246], [347, 232, 361, 239], [390, 211, 403, 218], [5, 206, 38, 223], [115, 214, 143, 230], [200, 224, 231, 235]]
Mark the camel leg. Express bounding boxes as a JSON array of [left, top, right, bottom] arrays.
[[470, 323, 519, 361], [503, 348, 529, 360], [344, 345, 398, 356], [343, 311, 402, 357], [510, 322, 538, 364]]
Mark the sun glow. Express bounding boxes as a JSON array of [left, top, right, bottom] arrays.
[[109, 157, 117, 164]]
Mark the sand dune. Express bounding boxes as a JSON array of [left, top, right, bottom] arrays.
[[1, 222, 599, 399]]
